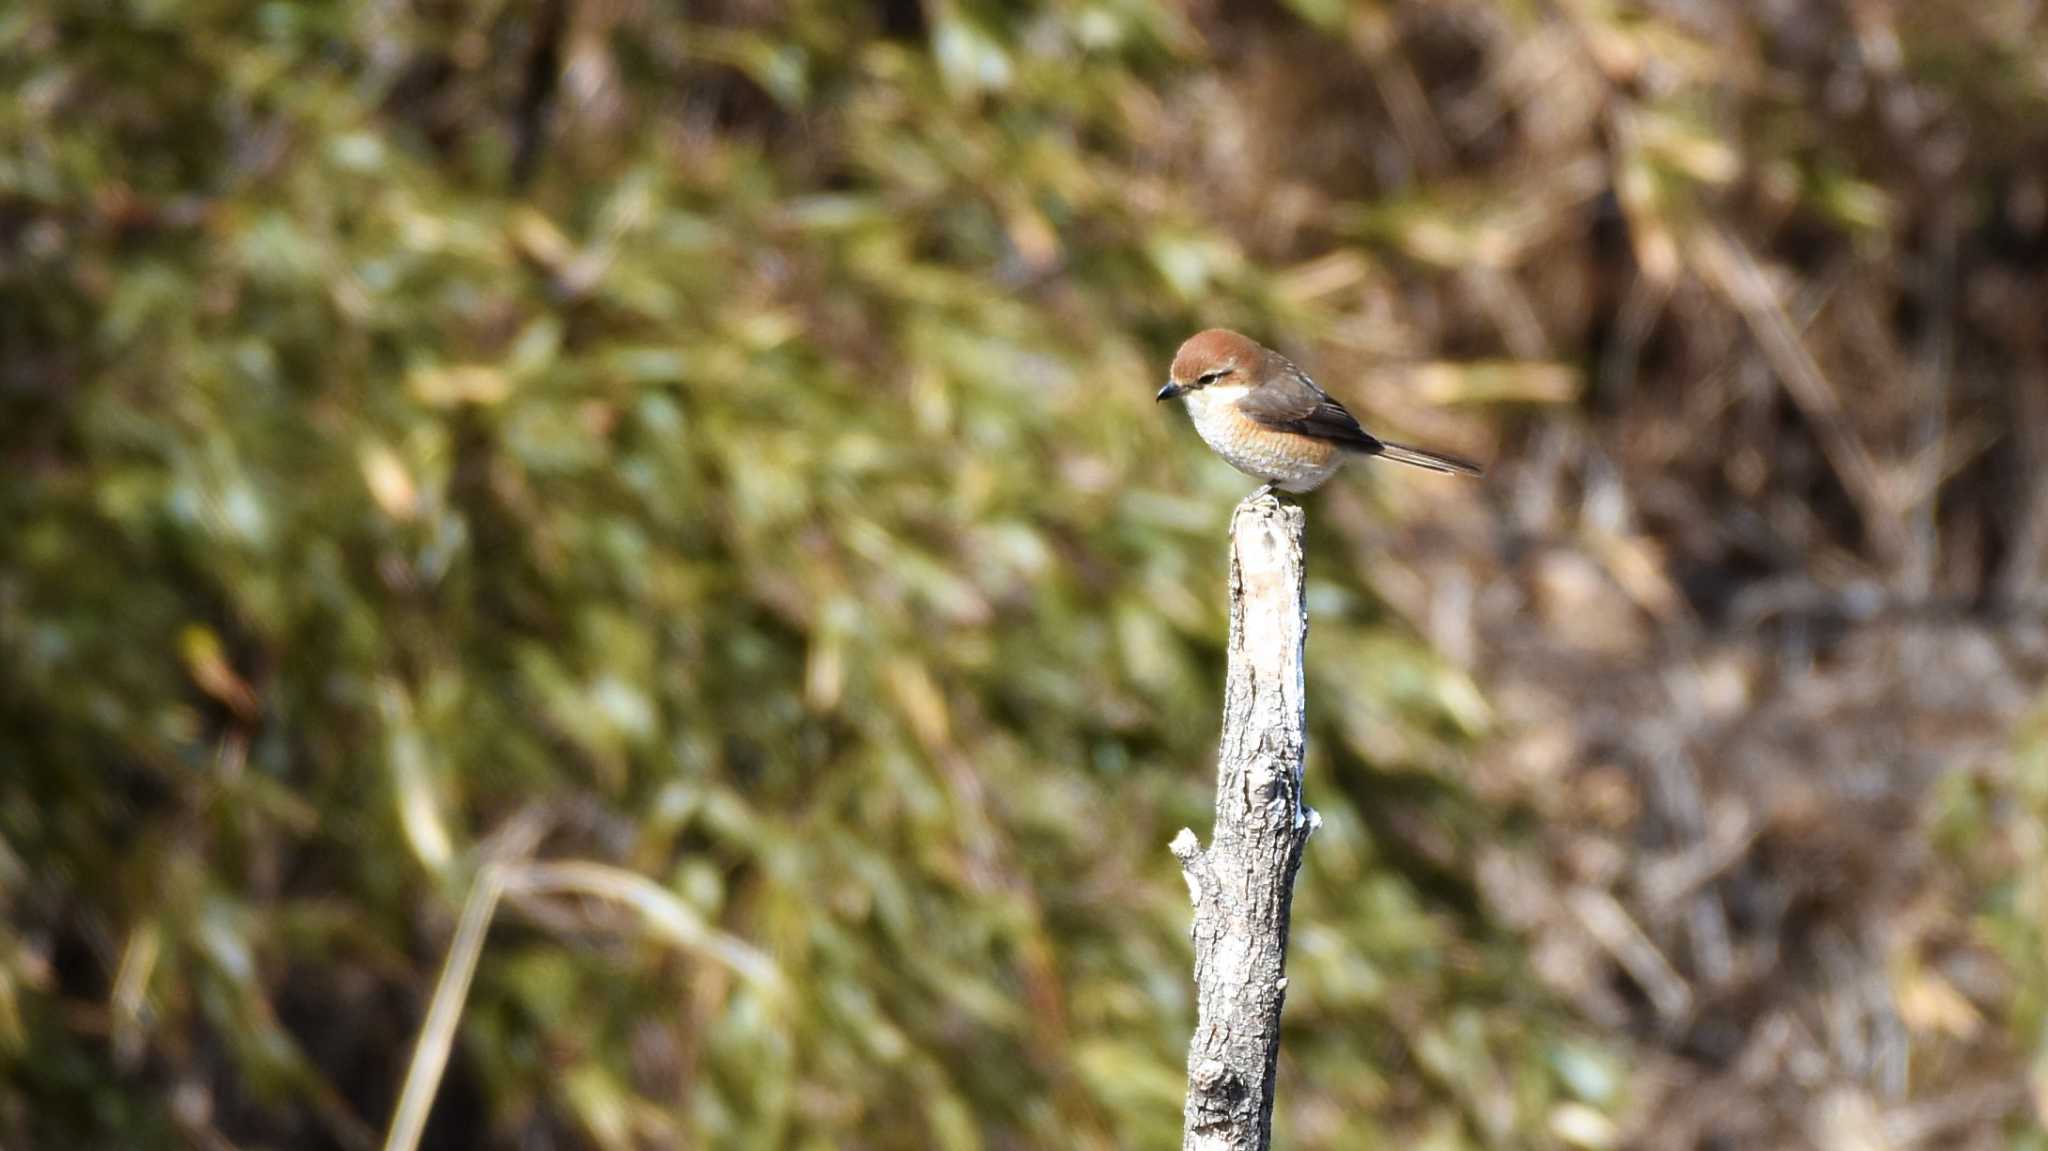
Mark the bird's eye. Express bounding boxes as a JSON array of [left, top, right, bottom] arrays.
[[1197, 369, 1229, 385]]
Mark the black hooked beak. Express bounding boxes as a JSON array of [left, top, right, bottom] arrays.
[[1156, 380, 1186, 402]]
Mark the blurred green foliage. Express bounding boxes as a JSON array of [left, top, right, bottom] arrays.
[[1, 2, 1559, 1147]]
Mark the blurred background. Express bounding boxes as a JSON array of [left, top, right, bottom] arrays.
[[5, 1, 2048, 1148]]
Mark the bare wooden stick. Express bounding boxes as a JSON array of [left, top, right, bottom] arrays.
[[1171, 490, 1319, 1151]]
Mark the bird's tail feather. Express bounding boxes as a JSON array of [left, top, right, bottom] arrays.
[[1374, 440, 1483, 476]]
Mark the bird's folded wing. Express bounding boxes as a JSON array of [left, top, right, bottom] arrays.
[[1234, 364, 1386, 453]]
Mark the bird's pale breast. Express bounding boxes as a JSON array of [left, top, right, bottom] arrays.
[[1184, 388, 1342, 492]]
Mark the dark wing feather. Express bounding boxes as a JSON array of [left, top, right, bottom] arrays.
[[1234, 362, 1385, 453], [1236, 359, 1483, 476]]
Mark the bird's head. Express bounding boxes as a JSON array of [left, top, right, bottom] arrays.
[[1158, 328, 1259, 401]]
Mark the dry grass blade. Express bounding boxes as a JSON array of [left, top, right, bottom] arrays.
[[506, 861, 784, 994], [1691, 227, 1906, 564], [382, 864, 507, 1151], [380, 858, 783, 1151], [1567, 886, 1692, 1026]]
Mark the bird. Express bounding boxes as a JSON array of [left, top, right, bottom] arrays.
[[1156, 329, 1481, 495]]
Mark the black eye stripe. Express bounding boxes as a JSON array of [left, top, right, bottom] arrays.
[[1198, 368, 1229, 384]]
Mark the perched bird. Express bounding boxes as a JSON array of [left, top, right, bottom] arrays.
[[1157, 329, 1481, 494]]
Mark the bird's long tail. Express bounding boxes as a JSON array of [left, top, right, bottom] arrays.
[[1373, 440, 1484, 476]]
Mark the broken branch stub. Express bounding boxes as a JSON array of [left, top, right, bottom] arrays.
[[1174, 490, 1319, 1151]]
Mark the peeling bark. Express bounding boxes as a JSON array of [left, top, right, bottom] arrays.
[[1174, 490, 1318, 1151]]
